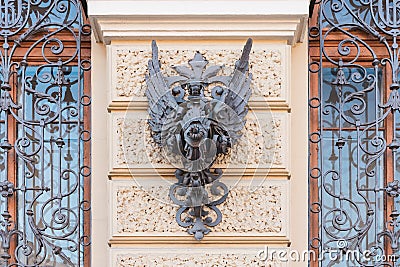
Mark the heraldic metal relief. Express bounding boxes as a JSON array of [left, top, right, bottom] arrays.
[[146, 39, 253, 240]]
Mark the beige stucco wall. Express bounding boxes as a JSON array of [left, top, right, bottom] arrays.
[[89, 1, 309, 266], [289, 38, 308, 267], [91, 33, 109, 267]]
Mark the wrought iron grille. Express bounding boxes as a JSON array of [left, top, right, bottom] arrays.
[[309, 0, 400, 266], [0, 1, 91, 266]]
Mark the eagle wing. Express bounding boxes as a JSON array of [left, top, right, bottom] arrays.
[[218, 38, 253, 143], [145, 40, 179, 146]]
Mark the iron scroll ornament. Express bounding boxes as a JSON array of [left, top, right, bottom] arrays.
[[0, 0, 90, 266], [309, 0, 400, 266], [146, 39, 253, 240]]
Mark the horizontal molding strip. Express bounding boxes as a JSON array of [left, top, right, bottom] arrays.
[[107, 99, 291, 112], [109, 235, 291, 246], [108, 167, 290, 180], [89, 1, 308, 45]]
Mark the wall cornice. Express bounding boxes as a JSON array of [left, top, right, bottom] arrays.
[[88, 0, 308, 45]]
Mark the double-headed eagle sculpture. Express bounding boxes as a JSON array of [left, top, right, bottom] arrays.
[[146, 39, 253, 240]]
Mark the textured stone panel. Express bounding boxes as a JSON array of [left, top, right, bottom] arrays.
[[115, 116, 169, 165], [216, 115, 283, 166], [115, 184, 284, 234], [116, 253, 283, 267], [116, 184, 182, 233], [114, 113, 284, 167], [113, 49, 283, 98]]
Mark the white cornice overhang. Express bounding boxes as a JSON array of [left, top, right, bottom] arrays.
[[88, 0, 309, 45]]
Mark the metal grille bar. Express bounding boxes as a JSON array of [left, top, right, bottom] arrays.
[[0, 1, 91, 266]]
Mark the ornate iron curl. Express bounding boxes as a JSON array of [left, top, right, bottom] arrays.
[[0, 0, 91, 266], [310, 0, 400, 266], [146, 39, 253, 240]]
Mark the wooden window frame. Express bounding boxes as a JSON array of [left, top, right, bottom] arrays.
[[309, 3, 398, 266], [0, 11, 91, 267]]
